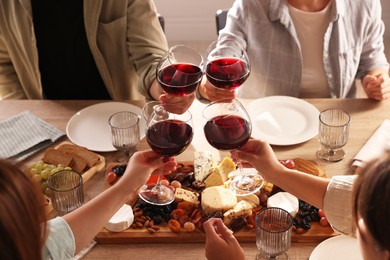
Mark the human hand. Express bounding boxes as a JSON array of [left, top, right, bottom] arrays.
[[230, 139, 285, 182], [362, 72, 390, 100], [203, 218, 245, 260], [159, 92, 195, 114], [118, 150, 177, 190], [199, 77, 236, 101]]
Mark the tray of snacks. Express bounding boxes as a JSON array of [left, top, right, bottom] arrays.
[[96, 152, 335, 244], [24, 142, 105, 213]]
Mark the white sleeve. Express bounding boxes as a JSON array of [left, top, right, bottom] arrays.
[[42, 217, 75, 260], [323, 175, 357, 236]]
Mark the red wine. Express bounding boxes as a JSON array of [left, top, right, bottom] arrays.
[[204, 115, 250, 150], [146, 120, 193, 157], [157, 64, 203, 96], [206, 58, 249, 90]]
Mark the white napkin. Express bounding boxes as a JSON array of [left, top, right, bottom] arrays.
[[0, 111, 65, 161], [352, 119, 390, 170]]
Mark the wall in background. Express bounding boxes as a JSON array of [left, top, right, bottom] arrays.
[[153, 0, 390, 43]]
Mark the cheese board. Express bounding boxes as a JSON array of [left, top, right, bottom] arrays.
[[95, 158, 337, 244]]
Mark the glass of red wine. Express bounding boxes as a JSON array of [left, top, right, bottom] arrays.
[[205, 39, 250, 91], [157, 45, 203, 96], [138, 104, 194, 205], [203, 98, 263, 196]]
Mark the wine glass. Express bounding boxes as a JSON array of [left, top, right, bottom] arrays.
[[108, 111, 140, 162], [205, 38, 250, 91], [138, 104, 194, 205], [157, 45, 203, 96], [256, 207, 293, 260], [203, 98, 263, 196]]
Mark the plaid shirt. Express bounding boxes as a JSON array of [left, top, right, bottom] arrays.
[[221, 0, 389, 98]]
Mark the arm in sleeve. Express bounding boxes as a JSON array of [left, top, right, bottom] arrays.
[[126, 0, 168, 100], [0, 31, 27, 99], [323, 175, 357, 236], [358, 0, 389, 79], [42, 217, 76, 260]]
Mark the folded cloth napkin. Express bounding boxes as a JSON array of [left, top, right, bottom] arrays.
[[0, 111, 65, 161], [352, 119, 390, 170]]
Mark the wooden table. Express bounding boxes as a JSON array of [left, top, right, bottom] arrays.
[[1, 98, 389, 259]]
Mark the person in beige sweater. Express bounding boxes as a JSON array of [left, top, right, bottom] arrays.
[[0, 0, 193, 113]]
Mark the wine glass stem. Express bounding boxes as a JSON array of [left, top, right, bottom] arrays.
[[152, 167, 164, 191]]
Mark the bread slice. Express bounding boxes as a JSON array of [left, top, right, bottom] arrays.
[[43, 148, 73, 167], [58, 144, 100, 167]]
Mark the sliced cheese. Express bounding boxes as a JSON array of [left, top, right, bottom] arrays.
[[223, 200, 253, 226], [267, 192, 299, 217], [194, 151, 216, 181], [174, 187, 199, 206], [204, 168, 226, 188], [218, 157, 236, 180], [237, 193, 260, 208], [201, 186, 237, 215], [105, 204, 134, 232]]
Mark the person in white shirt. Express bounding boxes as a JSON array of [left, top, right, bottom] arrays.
[[198, 0, 390, 101], [0, 152, 177, 259], [203, 139, 390, 260]]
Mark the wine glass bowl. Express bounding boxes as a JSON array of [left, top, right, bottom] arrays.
[[138, 104, 194, 205], [108, 111, 140, 162], [205, 39, 250, 91], [157, 45, 203, 96], [203, 98, 263, 196]]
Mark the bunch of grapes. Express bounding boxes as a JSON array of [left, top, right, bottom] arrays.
[[25, 161, 72, 196]]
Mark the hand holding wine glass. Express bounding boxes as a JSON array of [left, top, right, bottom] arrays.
[[203, 98, 263, 196], [138, 104, 194, 205], [202, 39, 250, 101]]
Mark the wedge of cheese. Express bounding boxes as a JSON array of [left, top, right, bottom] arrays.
[[194, 151, 216, 181], [174, 187, 199, 206], [104, 204, 134, 232], [204, 168, 226, 188], [223, 200, 253, 226], [201, 186, 237, 215], [237, 193, 260, 208], [218, 157, 236, 180]]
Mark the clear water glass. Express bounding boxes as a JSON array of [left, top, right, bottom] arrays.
[[256, 207, 293, 260], [317, 109, 350, 162]]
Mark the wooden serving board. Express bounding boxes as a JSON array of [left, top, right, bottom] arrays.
[[95, 220, 336, 244], [96, 161, 336, 244]]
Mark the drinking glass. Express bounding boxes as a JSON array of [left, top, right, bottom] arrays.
[[47, 170, 84, 216], [157, 45, 203, 96], [108, 111, 140, 162], [205, 38, 250, 91], [317, 109, 351, 162], [138, 104, 194, 205], [203, 98, 263, 196], [256, 207, 293, 260]]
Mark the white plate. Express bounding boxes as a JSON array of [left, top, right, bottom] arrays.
[[310, 235, 363, 260], [248, 96, 319, 145], [66, 102, 146, 152]]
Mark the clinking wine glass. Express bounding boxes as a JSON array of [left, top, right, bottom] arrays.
[[157, 44, 203, 96], [203, 98, 263, 196], [138, 104, 194, 205], [205, 38, 250, 91]]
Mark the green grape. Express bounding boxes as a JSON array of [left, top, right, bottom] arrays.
[[41, 169, 50, 180], [29, 167, 38, 175], [41, 181, 48, 193], [64, 166, 72, 171], [44, 187, 51, 197]]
